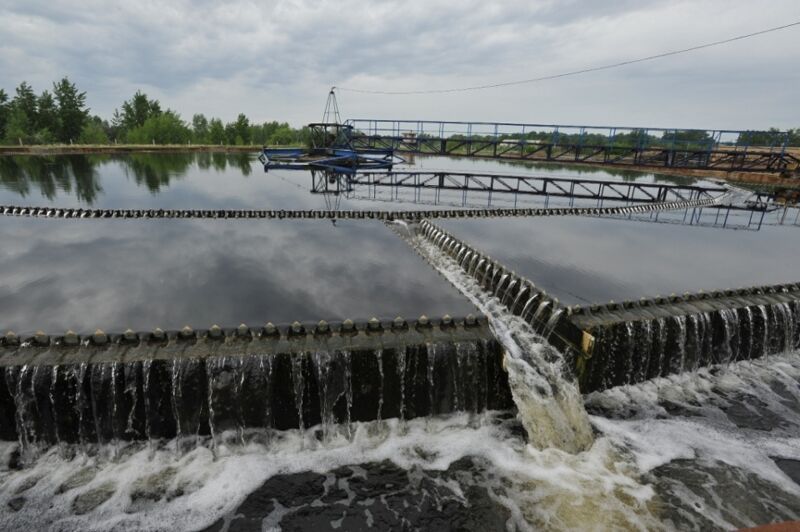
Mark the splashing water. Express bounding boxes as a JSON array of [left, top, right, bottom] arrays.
[[586, 351, 800, 530], [411, 233, 594, 454]]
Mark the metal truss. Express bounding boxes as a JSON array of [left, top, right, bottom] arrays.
[[307, 171, 796, 230], [344, 119, 800, 174], [312, 171, 727, 204]]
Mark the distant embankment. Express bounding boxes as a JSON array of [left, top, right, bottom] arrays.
[[0, 145, 262, 156]]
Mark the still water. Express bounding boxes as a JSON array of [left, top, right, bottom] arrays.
[[0, 217, 475, 334], [439, 215, 800, 305], [0, 152, 798, 531], [0, 152, 794, 326]]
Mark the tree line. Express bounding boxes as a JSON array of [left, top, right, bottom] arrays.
[[2, 77, 799, 147], [0, 78, 309, 146]]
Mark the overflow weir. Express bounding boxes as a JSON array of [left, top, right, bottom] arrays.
[[416, 219, 800, 394], [0, 317, 513, 446]]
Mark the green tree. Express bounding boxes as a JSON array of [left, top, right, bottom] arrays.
[[35, 90, 58, 142], [78, 116, 110, 144], [113, 91, 162, 133], [192, 113, 209, 143], [126, 110, 191, 144], [53, 77, 89, 143], [4, 107, 32, 145], [233, 113, 250, 144], [736, 128, 787, 147], [13, 82, 37, 124], [269, 125, 297, 145], [224, 122, 236, 144], [208, 118, 226, 144], [0, 90, 10, 141], [789, 128, 800, 147], [249, 124, 265, 145]]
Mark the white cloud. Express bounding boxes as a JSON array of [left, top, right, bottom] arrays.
[[1, 0, 798, 128]]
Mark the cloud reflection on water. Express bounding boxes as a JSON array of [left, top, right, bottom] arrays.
[[0, 218, 475, 334]]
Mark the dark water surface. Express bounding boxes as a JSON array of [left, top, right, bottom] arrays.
[[438, 215, 800, 305], [0, 152, 713, 211], [0, 151, 796, 329], [0, 216, 475, 334]]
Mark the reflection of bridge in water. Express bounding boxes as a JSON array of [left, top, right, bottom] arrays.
[[345, 119, 800, 174], [310, 170, 799, 230]]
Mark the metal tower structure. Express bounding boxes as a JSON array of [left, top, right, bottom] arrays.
[[321, 87, 341, 125]]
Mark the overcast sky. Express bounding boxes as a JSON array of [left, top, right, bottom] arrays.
[[2, 0, 799, 130]]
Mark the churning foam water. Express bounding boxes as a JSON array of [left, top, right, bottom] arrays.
[[1, 232, 799, 530]]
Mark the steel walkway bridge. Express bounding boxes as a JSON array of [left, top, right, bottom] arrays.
[[344, 119, 800, 174]]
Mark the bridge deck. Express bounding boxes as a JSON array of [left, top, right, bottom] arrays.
[[346, 119, 799, 174]]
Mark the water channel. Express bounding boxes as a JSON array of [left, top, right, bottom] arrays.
[[0, 152, 797, 530]]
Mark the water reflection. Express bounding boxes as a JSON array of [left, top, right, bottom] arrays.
[[0, 218, 475, 334], [0, 152, 707, 208], [484, 156, 699, 186], [439, 216, 800, 305], [0, 155, 104, 203], [0, 153, 257, 203]]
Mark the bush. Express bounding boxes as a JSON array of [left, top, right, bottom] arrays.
[[126, 112, 191, 144], [78, 121, 109, 144]]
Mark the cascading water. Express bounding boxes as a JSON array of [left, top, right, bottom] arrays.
[[510, 286, 529, 314], [583, 299, 800, 393], [426, 343, 436, 417], [503, 279, 518, 305], [531, 300, 552, 327], [520, 295, 540, 321], [542, 308, 565, 339], [672, 315, 687, 374], [495, 274, 509, 299], [375, 349, 384, 423], [396, 345, 407, 422], [480, 264, 493, 288], [290, 353, 306, 434], [411, 232, 594, 454]]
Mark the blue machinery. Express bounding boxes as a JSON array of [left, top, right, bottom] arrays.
[[260, 90, 404, 174], [259, 123, 404, 174]]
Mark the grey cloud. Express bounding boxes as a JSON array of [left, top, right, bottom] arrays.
[[0, 0, 798, 127]]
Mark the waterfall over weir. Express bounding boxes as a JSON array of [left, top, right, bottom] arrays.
[[0, 321, 513, 454], [418, 220, 800, 395], [573, 300, 800, 392], [391, 222, 594, 454]]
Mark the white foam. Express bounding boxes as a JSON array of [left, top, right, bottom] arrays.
[[586, 351, 800, 528], [0, 413, 660, 531]]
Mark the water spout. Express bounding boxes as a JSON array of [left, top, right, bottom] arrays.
[[502, 279, 517, 306]]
